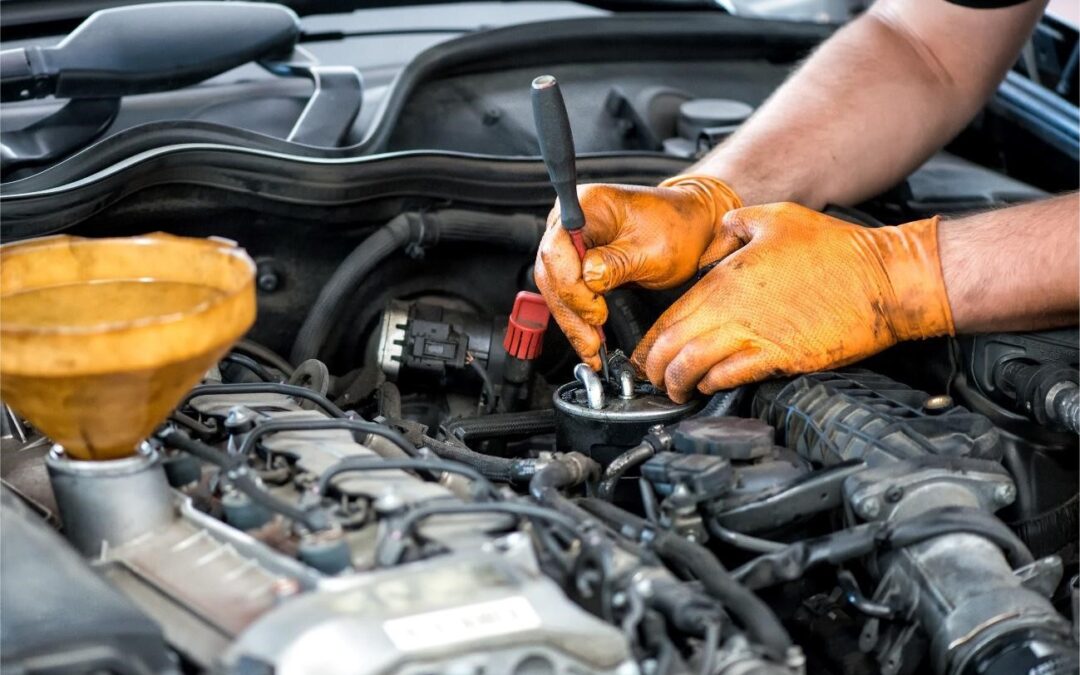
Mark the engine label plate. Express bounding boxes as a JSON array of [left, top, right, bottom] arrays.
[[382, 596, 542, 651]]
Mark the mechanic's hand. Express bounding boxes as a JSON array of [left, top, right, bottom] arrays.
[[534, 175, 742, 370], [631, 203, 956, 402]]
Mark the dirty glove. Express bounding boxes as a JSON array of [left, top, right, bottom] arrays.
[[534, 175, 742, 370], [632, 203, 956, 403]]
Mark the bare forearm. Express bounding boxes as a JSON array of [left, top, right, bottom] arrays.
[[690, 0, 1044, 209], [939, 194, 1080, 333]]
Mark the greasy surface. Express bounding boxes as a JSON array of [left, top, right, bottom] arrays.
[[535, 175, 742, 370], [630, 204, 956, 402], [0, 234, 255, 460]]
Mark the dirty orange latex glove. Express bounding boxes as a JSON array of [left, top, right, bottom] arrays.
[[534, 175, 742, 369], [632, 203, 956, 403]]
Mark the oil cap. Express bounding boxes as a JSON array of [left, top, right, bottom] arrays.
[[504, 291, 550, 360], [672, 417, 774, 460]]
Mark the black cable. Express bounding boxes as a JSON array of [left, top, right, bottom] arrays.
[[597, 443, 654, 501], [237, 418, 418, 459], [221, 353, 278, 382], [316, 456, 499, 500], [698, 621, 720, 675], [469, 357, 496, 414], [180, 383, 346, 418], [529, 454, 600, 524], [422, 434, 540, 483], [443, 409, 556, 444], [168, 411, 217, 437], [291, 210, 542, 364], [689, 387, 745, 419], [707, 521, 786, 553], [160, 430, 329, 532], [579, 497, 793, 659], [886, 506, 1033, 568], [376, 501, 582, 567], [233, 338, 295, 377], [732, 506, 1035, 589]]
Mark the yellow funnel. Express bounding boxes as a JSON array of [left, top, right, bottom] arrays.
[[1, 233, 255, 460]]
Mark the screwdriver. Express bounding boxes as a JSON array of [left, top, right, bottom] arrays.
[[531, 74, 610, 381]]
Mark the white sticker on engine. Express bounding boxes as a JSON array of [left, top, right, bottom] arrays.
[[383, 596, 542, 651]]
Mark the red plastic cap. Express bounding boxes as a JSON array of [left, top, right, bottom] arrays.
[[504, 291, 551, 360]]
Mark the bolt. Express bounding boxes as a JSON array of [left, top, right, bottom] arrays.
[[994, 483, 1017, 506], [923, 394, 953, 413], [257, 270, 280, 293], [884, 485, 905, 503], [271, 577, 301, 599], [857, 496, 881, 519], [374, 489, 406, 515], [482, 108, 502, 126], [785, 646, 807, 670]]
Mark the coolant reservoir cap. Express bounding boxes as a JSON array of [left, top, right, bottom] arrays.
[[672, 417, 774, 460], [676, 98, 754, 140]]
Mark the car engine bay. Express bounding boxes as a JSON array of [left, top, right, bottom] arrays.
[[1, 3, 1078, 675]]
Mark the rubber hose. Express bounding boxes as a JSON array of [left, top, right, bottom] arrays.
[[529, 455, 600, 524], [291, 210, 543, 364], [422, 434, 540, 483], [233, 339, 295, 377], [444, 409, 556, 444], [690, 387, 744, 419], [292, 214, 413, 364], [161, 430, 329, 532], [316, 456, 498, 500], [597, 443, 655, 501], [579, 498, 793, 659], [887, 506, 1034, 568]]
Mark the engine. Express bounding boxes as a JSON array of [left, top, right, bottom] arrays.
[[3, 235, 1078, 675]]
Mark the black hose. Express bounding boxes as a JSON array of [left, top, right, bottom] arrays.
[[597, 442, 655, 501], [443, 409, 556, 444], [292, 214, 412, 365], [237, 418, 418, 459], [469, 358, 496, 414], [732, 506, 1035, 590], [886, 506, 1033, 567], [422, 435, 540, 483], [376, 501, 582, 567], [707, 521, 787, 553], [181, 383, 346, 418], [316, 456, 498, 500], [221, 353, 278, 382], [529, 454, 601, 524], [690, 387, 745, 419], [160, 430, 329, 532], [579, 497, 793, 659], [168, 411, 217, 437], [290, 210, 543, 364], [233, 339, 295, 377]]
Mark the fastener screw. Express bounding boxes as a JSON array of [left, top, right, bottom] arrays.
[[994, 483, 1016, 505], [857, 497, 881, 519]]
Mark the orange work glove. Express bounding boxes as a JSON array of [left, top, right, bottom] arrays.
[[534, 175, 742, 370], [632, 203, 956, 403]]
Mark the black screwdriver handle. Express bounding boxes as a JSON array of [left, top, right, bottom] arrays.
[[531, 75, 586, 232]]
